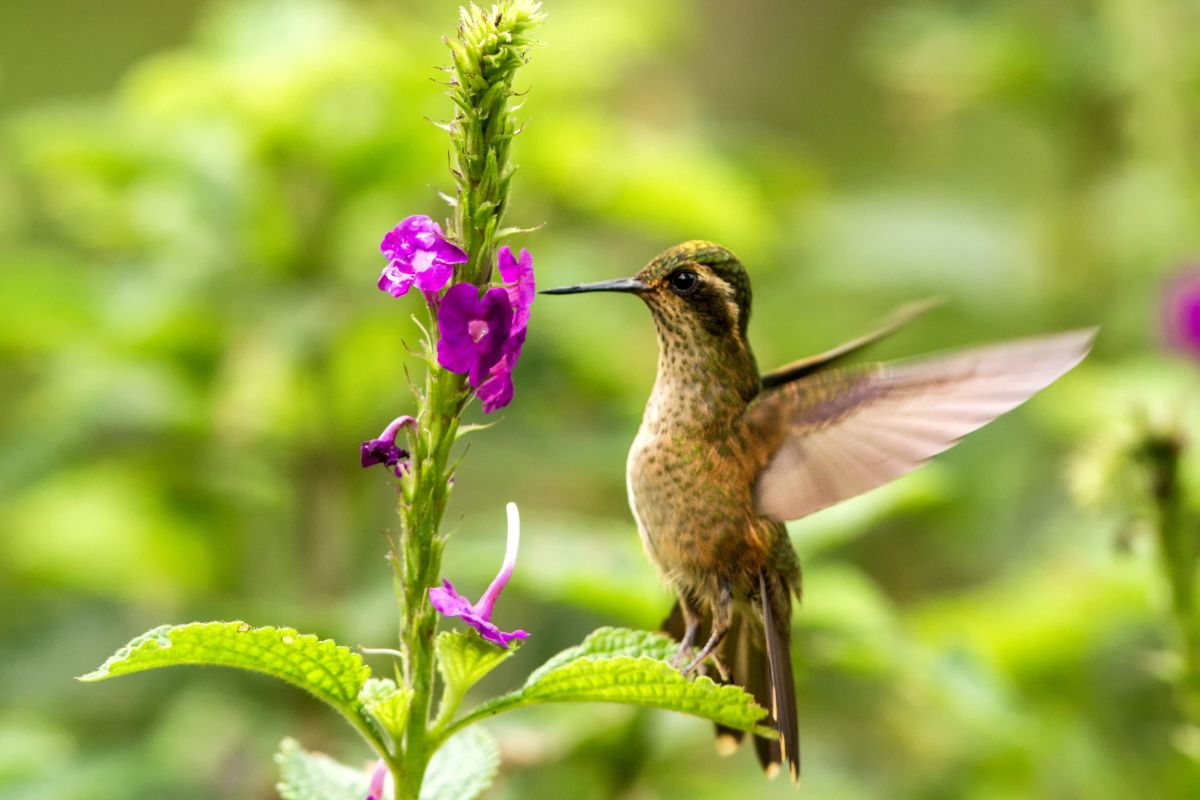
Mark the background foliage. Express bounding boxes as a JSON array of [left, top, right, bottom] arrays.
[[2, 0, 1199, 797]]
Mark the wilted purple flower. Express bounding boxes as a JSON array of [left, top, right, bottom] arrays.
[[1166, 270, 1200, 359], [378, 215, 468, 298], [498, 246, 535, 333], [360, 415, 416, 477], [366, 759, 388, 800], [429, 502, 529, 648], [436, 283, 513, 387]]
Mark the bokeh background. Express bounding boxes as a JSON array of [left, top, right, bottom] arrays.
[[3, 0, 1200, 797]]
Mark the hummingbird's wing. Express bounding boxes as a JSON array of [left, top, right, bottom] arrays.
[[759, 298, 942, 389], [746, 329, 1096, 522]]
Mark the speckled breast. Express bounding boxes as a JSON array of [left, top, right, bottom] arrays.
[[625, 417, 769, 591]]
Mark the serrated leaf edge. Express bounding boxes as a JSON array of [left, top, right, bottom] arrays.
[[80, 621, 386, 752]]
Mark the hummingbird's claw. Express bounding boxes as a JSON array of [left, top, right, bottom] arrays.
[[681, 652, 730, 682], [670, 642, 695, 670]]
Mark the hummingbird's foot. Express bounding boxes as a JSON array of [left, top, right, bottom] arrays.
[[681, 623, 730, 678], [669, 641, 695, 670], [669, 597, 702, 669], [681, 651, 730, 682]]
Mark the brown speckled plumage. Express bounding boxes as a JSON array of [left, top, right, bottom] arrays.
[[544, 241, 1096, 787], [622, 242, 802, 781]]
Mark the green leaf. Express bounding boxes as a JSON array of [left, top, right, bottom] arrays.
[[525, 626, 675, 684], [446, 627, 768, 737], [359, 677, 414, 742], [275, 737, 370, 800], [455, 421, 499, 439], [422, 727, 499, 800], [274, 729, 498, 800], [436, 630, 519, 697], [80, 622, 375, 741]]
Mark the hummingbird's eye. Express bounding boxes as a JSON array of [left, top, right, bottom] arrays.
[[668, 269, 698, 295]]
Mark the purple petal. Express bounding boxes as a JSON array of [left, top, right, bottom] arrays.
[[429, 235, 469, 266], [366, 759, 388, 800], [437, 284, 483, 375], [377, 264, 414, 298], [360, 416, 414, 470], [414, 258, 454, 293], [379, 226, 411, 260], [467, 288, 514, 387], [382, 216, 433, 258], [428, 579, 473, 617], [478, 368, 514, 414], [400, 214, 440, 238], [361, 439, 408, 469], [438, 283, 479, 336], [498, 247, 535, 332], [503, 326, 527, 365], [460, 610, 528, 648], [497, 246, 521, 284]]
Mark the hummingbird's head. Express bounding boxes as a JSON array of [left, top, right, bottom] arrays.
[[542, 241, 752, 345]]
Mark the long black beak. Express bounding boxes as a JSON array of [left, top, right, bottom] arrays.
[[540, 276, 647, 295]]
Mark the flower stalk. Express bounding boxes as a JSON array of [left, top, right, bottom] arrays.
[[387, 4, 544, 798]]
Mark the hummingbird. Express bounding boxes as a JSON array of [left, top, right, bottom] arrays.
[[543, 241, 1095, 785]]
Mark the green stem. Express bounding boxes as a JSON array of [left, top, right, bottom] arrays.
[[394, 365, 467, 799]]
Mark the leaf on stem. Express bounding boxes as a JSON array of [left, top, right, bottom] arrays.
[[448, 627, 769, 737], [422, 726, 500, 800], [359, 677, 415, 742], [275, 738, 370, 800], [80, 622, 373, 734], [525, 626, 675, 683], [436, 630, 520, 698]]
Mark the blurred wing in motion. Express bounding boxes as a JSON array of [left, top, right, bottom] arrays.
[[759, 298, 942, 390], [747, 329, 1096, 522]]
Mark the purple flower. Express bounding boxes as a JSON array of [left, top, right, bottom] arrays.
[[498, 246, 535, 333], [436, 283, 513, 387], [366, 759, 388, 800], [1166, 269, 1200, 359], [378, 215, 468, 298], [429, 502, 529, 648], [360, 415, 416, 477]]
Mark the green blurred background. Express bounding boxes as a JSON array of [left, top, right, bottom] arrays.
[[2, 0, 1200, 797]]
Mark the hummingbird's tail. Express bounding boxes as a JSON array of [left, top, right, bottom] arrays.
[[759, 570, 800, 784], [661, 572, 800, 784]]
